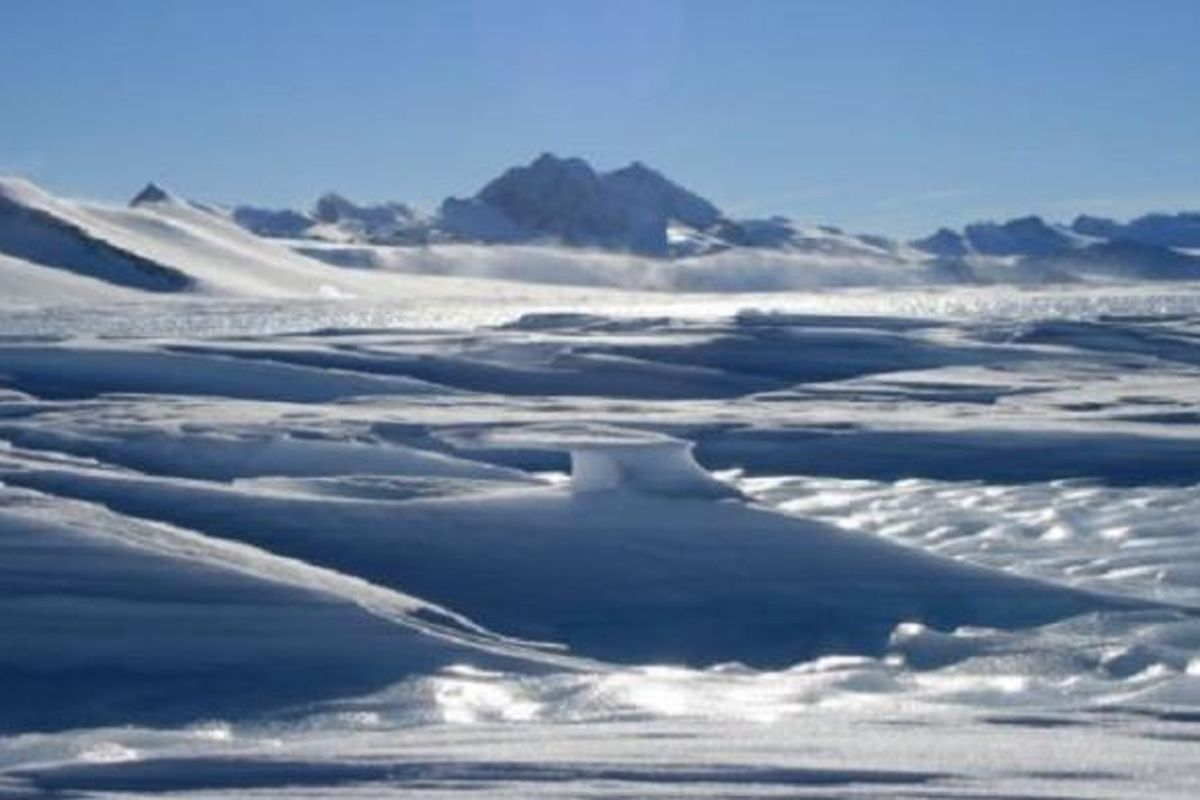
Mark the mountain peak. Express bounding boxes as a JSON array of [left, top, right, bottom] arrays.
[[957, 215, 1075, 257], [129, 182, 175, 207], [1074, 211, 1200, 249], [613, 160, 655, 176], [450, 153, 727, 256], [912, 227, 970, 258], [226, 154, 913, 261], [312, 192, 359, 223], [531, 151, 588, 168]]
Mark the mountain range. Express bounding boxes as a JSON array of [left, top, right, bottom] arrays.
[[2, 153, 1200, 303], [232, 152, 1200, 279], [234, 153, 909, 261]]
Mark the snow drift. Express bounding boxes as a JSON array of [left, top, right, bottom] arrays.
[[3, 422, 1151, 670]]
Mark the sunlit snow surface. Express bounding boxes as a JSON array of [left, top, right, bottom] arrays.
[[3, 284, 1200, 798]]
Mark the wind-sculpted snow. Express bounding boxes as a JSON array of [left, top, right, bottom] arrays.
[[473, 424, 742, 498], [0, 487, 565, 733], [4, 292, 1200, 797], [0, 345, 447, 401]]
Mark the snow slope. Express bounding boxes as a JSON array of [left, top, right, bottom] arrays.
[[0, 487, 559, 732], [0, 177, 367, 297], [0, 180, 190, 292], [0, 251, 140, 306]]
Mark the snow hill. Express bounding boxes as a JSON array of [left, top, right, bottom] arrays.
[[0, 176, 376, 301]]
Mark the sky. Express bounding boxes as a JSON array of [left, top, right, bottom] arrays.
[[1, 0, 1197, 237]]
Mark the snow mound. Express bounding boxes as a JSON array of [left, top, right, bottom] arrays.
[[475, 424, 741, 498]]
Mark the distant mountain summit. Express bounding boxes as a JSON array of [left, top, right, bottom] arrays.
[[912, 212, 1200, 281], [129, 182, 175, 207], [438, 153, 732, 256], [915, 211, 1200, 259], [222, 152, 1200, 280], [235, 192, 427, 245], [1070, 211, 1200, 249], [914, 216, 1082, 258], [231, 153, 898, 260], [311, 193, 424, 242]]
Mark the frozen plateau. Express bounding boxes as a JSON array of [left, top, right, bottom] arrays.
[[1, 164, 1200, 797]]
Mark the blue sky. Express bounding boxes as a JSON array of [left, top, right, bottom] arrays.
[[1, 0, 1197, 236]]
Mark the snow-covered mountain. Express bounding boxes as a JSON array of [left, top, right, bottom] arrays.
[[913, 216, 1084, 258], [6, 163, 1200, 302], [235, 192, 429, 244], [913, 213, 1200, 282], [437, 154, 739, 256], [1071, 211, 1200, 249], [236, 154, 901, 260]]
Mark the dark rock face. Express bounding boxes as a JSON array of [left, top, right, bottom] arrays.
[[963, 216, 1075, 257], [232, 207, 314, 238], [440, 153, 730, 256], [129, 183, 172, 207], [912, 227, 970, 257]]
